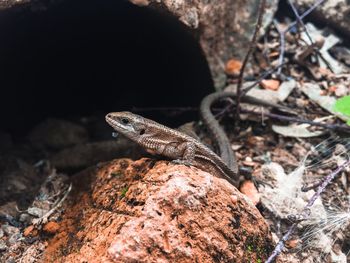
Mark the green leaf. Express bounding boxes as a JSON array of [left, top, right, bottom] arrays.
[[334, 96, 350, 116]]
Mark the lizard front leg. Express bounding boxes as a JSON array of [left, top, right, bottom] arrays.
[[171, 141, 196, 166]]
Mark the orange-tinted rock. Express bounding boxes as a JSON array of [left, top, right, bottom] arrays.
[[285, 238, 299, 249], [23, 225, 38, 237], [225, 59, 242, 76], [43, 222, 60, 234], [260, 79, 280, 91], [240, 180, 260, 206], [43, 158, 273, 262]]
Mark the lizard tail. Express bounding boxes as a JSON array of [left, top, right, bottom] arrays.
[[200, 91, 238, 173]]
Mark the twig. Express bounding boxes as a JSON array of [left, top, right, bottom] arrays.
[[286, 0, 327, 32], [287, 0, 333, 72], [240, 62, 287, 97], [32, 183, 72, 226], [274, 20, 286, 76], [236, 0, 267, 121], [301, 181, 322, 192], [288, 0, 314, 46], [275, 0, 327, 75], [265, 158, 350, 263]]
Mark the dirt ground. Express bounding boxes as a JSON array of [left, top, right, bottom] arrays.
[[1, 0, 350, 262]]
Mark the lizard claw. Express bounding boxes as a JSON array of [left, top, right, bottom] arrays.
[[171, 159, 192, 167]]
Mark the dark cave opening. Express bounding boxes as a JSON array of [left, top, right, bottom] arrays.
[[0, 0, 214, 134]]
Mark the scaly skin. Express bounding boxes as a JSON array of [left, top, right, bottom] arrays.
[[105, 111, 240, 187]]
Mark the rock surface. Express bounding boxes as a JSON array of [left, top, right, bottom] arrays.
[[0, 0, 278, 88], [129, 0, 278, 87], [28, 118, 89, 150], [50, 139, 144, 171], [43, 158, 273, 262]]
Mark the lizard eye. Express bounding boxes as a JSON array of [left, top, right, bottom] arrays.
[[121, 118, 129, 125], [139, 129, 145, 135]]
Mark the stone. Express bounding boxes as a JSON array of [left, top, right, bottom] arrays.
[[28, 118, 89, 150], [43, 158, 273, 262], [129, 0, 278, 87]]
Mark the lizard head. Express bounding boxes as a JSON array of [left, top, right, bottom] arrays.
[[105, 111, 147, 140]]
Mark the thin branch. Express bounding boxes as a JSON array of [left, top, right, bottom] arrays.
[[32, 183, 72, 226], [288, 0, 314, 45], [265, 158, 350, 263], [275, 0, 327, 75], [286, 0, 327, 32], [274, 20, 286, 76], [240, 62, 286, 98], [287, 0, 333, 72], [236, 0, 267, 120]]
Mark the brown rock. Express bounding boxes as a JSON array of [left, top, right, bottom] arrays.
[[43, 158, 273, 262], [28, 118, 88, 150], [225, 59, 242, 76], [50, 138, 144, 171], [23, 225, 38, 237], [240, 180, 260, 206], [285, 238, 299, 249], [129, 0, 278, 87], [1, 0, 278, 89], [260, 79, 280, 91], [43, 222, 60, 234]]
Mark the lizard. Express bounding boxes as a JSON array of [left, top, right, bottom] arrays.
[[105, 111, 241, 187], [106, 92, 287, 188]]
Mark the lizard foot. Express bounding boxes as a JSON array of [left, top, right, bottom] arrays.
[[171, 159, 192, 167]]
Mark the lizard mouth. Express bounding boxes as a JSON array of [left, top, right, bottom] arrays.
[[105, 115, 121, 129], [105, 115, 116, 126], [105, 114, 129, 132]]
